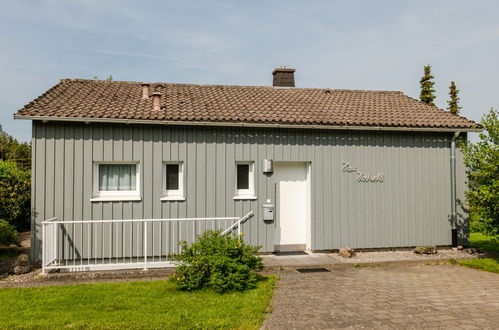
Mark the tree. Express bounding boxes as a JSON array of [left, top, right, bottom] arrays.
[[461, 108, 499, 236], [92, 75, 113, 81], [0, 161, 31, 231], [447, 81, 461, 115], [0, 124, 31, 169], [419, 65, 436, 106]]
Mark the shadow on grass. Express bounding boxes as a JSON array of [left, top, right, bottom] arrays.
[[469, 233, 499, 252]]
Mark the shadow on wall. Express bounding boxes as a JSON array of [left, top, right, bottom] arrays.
[[447, 199, 469, 246]]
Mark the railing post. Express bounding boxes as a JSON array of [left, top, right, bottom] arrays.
[[238, 220, 241, 237], [143, 221, 148, 270], [41, 222, 46, 275], [54, 223, 58, 266]]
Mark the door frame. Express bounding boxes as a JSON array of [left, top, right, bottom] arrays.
[[273, 161, 312, 251]]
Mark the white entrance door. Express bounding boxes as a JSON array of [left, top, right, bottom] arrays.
[[274, 162, 308, 251]]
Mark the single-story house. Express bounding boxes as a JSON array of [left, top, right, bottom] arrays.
[[14, 68, 477, 271]]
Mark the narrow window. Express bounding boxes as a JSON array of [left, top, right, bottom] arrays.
[[237, 164, 250, 190], [166, 164, 179, 190], [234, 162, 255, 199], [92, 163, 140, 201], [162, 162, 184, 200]]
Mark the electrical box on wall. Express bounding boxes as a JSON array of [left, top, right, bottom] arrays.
[[263, 199, 274, 221], [263, 159, 273, 173]]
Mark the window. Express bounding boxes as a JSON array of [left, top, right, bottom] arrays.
[[234, 162, 256, 199], [162, 162, 184, 200], [92, 163, 140, 201]]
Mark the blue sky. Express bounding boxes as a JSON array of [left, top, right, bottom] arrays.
[[1, 0, 498, 142]]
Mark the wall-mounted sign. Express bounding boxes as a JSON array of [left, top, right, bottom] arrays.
[[341, 161, 384, 183]]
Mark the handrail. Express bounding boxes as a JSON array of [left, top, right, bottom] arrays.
[[41, 217, 239, 224], [41, 212, 254, 273], [222, 211, 254, 235]]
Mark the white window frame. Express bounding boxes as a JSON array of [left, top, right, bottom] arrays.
[[234, 161, 256, 200], [161, 161, 185, 201], [90, 161, 141, 202]]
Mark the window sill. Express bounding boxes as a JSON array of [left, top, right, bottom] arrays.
[[90, 196, 142, 202], [233, 196, 257, 200], [160, 196, 186, 201]]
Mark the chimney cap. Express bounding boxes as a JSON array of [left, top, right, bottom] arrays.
[[272, 67, 295, 74], [141, 82, 150, 86], [151, 92, 161, 96]]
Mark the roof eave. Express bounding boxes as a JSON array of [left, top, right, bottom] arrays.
[[13, 115, 482, 133]]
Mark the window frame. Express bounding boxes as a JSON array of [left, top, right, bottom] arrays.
[[234, 161, 256, 200], [91, 161, 141, 202], [161, 161, 185, 201]]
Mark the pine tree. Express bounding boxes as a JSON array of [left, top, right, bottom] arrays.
[[447, 81, 461, 115], [419, 65, 436, 106]]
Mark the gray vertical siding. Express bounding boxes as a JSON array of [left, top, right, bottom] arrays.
[[31, 121, 468, 260]]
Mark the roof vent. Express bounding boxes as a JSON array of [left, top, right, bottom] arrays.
[[152, 92, 161, 111], [141, 83, 150, 99], [272, 67, 295, 87]]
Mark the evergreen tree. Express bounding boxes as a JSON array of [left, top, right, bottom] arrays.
[[447, 81, 461, 115], [419, 65, 436, 106]]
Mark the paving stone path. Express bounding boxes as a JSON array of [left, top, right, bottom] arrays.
[[262, 264, 499, 329]]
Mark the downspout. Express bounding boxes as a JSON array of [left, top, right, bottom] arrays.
[[450, 131, 460, 247]]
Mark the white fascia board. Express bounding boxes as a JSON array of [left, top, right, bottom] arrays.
[[13, 115, 481, 133]]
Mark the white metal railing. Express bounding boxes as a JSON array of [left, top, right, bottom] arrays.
[[41, 211, 253, 274]]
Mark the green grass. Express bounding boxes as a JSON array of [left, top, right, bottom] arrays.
[[468, 232, 499, 252], [0, 275, 277, 329], [0, 247, 22, 262], [456, 233, 499, 274], [457, 258, 499, 274]]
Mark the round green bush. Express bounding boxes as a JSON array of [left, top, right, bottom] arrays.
[[168, 230, 263, 293]]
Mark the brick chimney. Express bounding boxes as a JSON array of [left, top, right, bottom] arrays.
[[272, 67, 295, 87]]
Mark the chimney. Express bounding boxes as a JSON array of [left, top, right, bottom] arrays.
[[272, 67, 295, 87], [152, 92, 161, 111], [141, 83, 150, 99]]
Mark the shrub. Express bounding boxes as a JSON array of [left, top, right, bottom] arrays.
[[168, 230, 263, 293], [0, 219, 19, 247], [0, 161, 31, 231], [460, 109, 498, 237]]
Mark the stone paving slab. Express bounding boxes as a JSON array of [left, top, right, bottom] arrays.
[[262, 264, 499, 329]]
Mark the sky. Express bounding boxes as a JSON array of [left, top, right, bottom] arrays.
[[1, 0, 498, 142]]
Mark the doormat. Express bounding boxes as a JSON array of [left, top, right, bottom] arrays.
[[273, 251, 308, 256], [296, 268, 330, 273]]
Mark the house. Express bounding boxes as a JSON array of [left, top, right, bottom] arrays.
[[14, 68, 477, 271]]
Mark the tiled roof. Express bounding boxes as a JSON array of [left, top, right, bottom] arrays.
[[14, 79, 478, 129]]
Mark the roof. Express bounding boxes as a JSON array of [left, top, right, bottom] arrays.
[[14, 78, 478, 131]]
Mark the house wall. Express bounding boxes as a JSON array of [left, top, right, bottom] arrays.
[[30, 121, 468, 260]]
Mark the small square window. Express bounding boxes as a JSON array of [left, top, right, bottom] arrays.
[[234, 162, 255, 199], [162, 162, 184, 200]]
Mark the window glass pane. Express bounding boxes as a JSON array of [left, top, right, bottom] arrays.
[[166, 164, 179, 190], [99, 164, 136, 191], [237, 164, 249, 190]]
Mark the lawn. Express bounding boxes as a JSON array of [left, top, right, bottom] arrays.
[[0, 276, 277, 329], [457, 233, 499, 274]]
